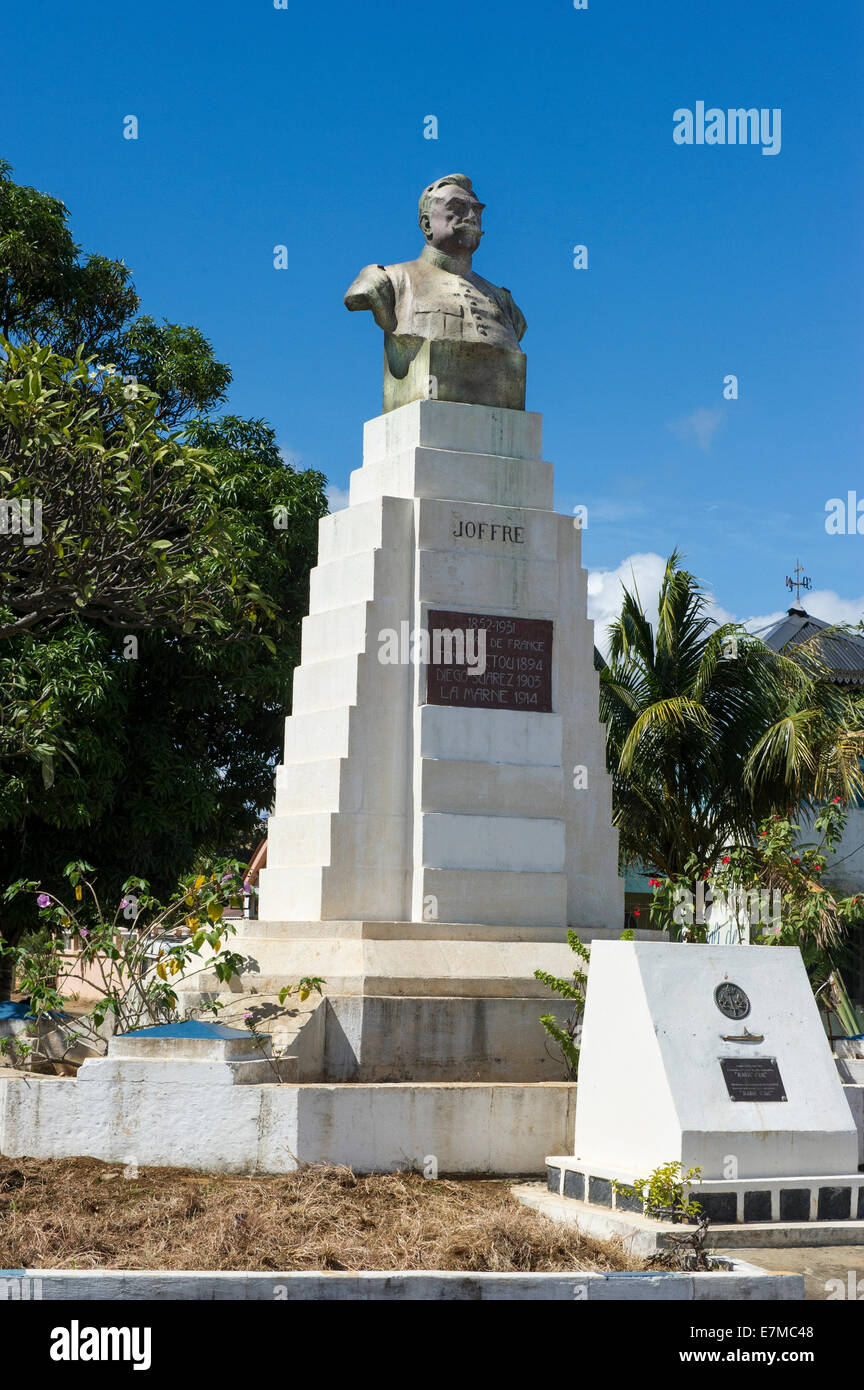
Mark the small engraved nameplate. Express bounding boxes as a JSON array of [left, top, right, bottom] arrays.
[[720, 1056, 787, 1103]]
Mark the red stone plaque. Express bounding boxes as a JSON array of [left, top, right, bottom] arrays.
[[425, 609, 553, 713]]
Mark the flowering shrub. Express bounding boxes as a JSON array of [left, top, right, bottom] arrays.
[[0, 859, 251, 1068], [647, 803, 864, 995]]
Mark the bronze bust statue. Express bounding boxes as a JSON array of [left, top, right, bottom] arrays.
[[345, 174, 527, 412]]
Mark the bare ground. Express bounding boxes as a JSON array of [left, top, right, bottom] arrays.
[[0, 1156, 665, 1273]]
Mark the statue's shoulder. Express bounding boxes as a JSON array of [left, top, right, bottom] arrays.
[[469, 268, 509, 299], [470, 272, 527, 341], [384, 257, 430, 282], [347, 262, 391, 291], [344, 263, 401, 332]]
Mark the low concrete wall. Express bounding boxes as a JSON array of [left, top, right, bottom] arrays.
[[0, 1075, 576, 1176], [0, 1264, 803, 1300], [323, 996, 572, 1081]]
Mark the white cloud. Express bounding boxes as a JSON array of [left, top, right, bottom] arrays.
[[326, 483, 350, 512], [741, 608, 786, 634], [587, 553, 667, 654], [587, 552, 734, 656], [668, 406, 724, 454], [588, 555, 864, 656], [743, 590, 864, 633]]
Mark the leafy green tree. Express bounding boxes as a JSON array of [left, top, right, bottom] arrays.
[[0, 403, 327, 944], [0, 165, 328, 993], [0, 159, 229, 424], [0, 342, 269, 641], [599, 552, 864, 877]]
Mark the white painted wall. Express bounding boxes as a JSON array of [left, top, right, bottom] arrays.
[[0, 1073, 576, 1176]]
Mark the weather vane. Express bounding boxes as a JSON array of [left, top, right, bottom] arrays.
[[785, 558, 812, 601]]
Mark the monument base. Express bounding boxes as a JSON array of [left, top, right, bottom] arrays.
[[178, 917, 580, 1082], [544, 1156, 864, 1225], [176, 921, 654, 1082], [1, 1025, 577, 1175], [513, 1183, 864, 1253], [383, 336, 526, 412]]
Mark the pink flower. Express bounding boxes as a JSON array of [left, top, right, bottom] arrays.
[[834, 796, 842, 804], [243, 880, 252, 893], [36, 893, 51, 908], [243, 1011, 253, 1021], [722, 856, 730, 865], [633, 909, 641, 918], [220, 873, 233, 885], [80, 927, 89, 937]]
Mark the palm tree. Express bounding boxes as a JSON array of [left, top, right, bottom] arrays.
[[599, 552, 864, 876]]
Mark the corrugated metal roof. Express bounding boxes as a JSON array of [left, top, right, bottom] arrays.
[[758, 607, 864, 685]]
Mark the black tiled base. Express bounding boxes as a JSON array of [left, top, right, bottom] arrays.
[[587, 1176, 613, 1207], [697, 1192, 738, 1224], [615, 1187, 645, 1214], [563, 1169, 585, 1200], [779, 1188, 810, 1222], [553, 1164, 864, 1224], [743, 1190, 772, 1223], [817, 1186, 852, 1221]]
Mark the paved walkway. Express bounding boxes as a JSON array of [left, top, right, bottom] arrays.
[[724, 1245, 864, 1301]]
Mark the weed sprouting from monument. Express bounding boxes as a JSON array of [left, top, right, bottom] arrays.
[[534, 931, 591, 1079], [613, 1163, 713, 1270]]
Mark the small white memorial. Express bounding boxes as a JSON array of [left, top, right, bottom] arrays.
[[547, 941, 864, 1225]]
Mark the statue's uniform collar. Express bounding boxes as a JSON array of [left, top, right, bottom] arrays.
[[420, 244, 474, 277]]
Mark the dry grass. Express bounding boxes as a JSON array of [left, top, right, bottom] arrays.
[[0, 1157, 663, 1273]]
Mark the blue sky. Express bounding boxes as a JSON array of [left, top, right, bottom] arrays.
[[4, 0, 863, 638]]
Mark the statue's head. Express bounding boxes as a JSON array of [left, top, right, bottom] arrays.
[[418, 174, 485, 256]]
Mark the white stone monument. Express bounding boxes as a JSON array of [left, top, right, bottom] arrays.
[[180, 173, 625, 1083], [221, 397, 624, 1081], [547, 941, 864, 1225], [258, 400, 620, 930]]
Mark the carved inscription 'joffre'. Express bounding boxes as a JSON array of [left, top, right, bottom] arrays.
[[452, 519, 525, 543], [426, 608, 553, 712]]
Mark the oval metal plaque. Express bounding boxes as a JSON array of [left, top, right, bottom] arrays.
[[714, 981, 751, 1020]]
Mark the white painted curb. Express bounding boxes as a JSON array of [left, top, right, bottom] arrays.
[[0, 1264, 803, 1300]]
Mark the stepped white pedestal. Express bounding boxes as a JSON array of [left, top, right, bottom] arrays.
[[234, 399, 623, 1080]]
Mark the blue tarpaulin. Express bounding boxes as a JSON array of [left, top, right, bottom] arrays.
[[120, 1019, 249, 1040], [0, 1000, 36, 1021]]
